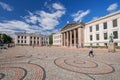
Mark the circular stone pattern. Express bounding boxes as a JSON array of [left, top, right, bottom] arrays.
[[0, 63, 44, 80], [55, 57, 114, 75], [0, 55, 32, 63]]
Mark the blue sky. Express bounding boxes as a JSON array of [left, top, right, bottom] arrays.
[[0, 0, 120, 36]]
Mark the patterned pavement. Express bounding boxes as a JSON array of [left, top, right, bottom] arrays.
[[0, 46, 120, 80]]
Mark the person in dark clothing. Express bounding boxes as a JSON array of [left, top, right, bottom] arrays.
[[89, 47, 94, 57]]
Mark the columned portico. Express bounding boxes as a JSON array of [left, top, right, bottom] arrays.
[[61, 22, 85, 48]]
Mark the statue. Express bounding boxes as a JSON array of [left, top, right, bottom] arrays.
[[109, 33, 114, 43]]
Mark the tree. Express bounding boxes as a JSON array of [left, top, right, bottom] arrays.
[[49, 33, 54, 45], [0, 34, 12, 44]]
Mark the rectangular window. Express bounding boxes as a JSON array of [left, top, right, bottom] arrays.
[[37, 41, 39, 44], [114, 43, 118, 46], [18, 40, 20, 43], [89, 26, 92, 32], [113, 19, 117, 27], [21, 40, 23, 43], [24, 36, 26, 39], [24, 40, 26, 43], [18, 36, 20, 39], [30, 36, 32, 39], [104, 33, 108, 40], [96, 34, 99, 40], [97, 43, 99, 46], [113, 31, 118, 39], [104, 43, 107, 46], [103, 22, 107, 29], [37, 37, 39, 40], [90, 35, 92, 41], [21, 36, 23, 39], [96, 24, 99, 31]]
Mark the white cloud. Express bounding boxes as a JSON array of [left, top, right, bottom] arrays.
[[52, 3, 65, 10], [107, 3, 118, 12], [0, 3, 65, 36], [0, 1, 13, 11], [0, 20, 39, 33], [24, 11, 38, 24], [24, 3, 65, 30], [72, 10, 90, 22]]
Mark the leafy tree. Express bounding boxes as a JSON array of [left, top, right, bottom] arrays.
[[0, 34, 12, 44], [49, 33, 54, 45]]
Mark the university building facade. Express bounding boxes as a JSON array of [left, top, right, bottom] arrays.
[[53, 33, 62, 46], [15, 32, 49, 46], [53, 10, 120, 47]]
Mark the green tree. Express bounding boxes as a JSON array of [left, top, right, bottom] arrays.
[[0, 34, 12, 44], [49, 33, 54, 45]]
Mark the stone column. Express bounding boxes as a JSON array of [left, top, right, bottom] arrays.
[[70, 30, 72, 47], [64, 32, 66, 46], [67, 31, 69, 47], [74, 29, 76, 47], [62, 33, 64, 46]]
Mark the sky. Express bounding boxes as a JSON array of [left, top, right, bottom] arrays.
[[0, 0, 120, 37]]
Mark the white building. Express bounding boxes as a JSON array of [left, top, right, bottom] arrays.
[[59, 10, 120, 47], [84, 10, 120, 46], [15, 32, 49, 46], [53, 33, 62, 46]]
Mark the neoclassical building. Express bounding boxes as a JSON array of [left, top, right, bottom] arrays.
[[53, 10, 120, 47], [61, 22, 85, 47], [15, 32, 49, 46]]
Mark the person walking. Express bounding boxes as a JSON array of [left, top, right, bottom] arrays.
[[89, 47, 94, 57]]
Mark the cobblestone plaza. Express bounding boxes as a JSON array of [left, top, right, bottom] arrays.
[[0, 46, 120, 80]]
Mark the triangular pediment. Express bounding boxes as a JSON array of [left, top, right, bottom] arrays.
[[61, 22, 85, 31]]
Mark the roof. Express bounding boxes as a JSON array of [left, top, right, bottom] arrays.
[[86, 10, 120, 25], [61, 22, 85, 31], [14, 32, 43, 37]]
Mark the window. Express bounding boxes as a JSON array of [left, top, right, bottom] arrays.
[[24, 36, 26, 39], [34, 37, 36, 39], [24, 40, 26, 43], [90, 43, 92, 46], [89, 26, 92, 32], [114, 43, 118, 46], [18, 36, 19, 38], [104, 43, 107, 46], [96, 34, 99, 40], [104, 33, 108, 40], [97, 43, 99, 46], [96, 24, 99, 31], [30, 36, 32, 39], [21, 36, 23, 39], [37, 37, 39, 40], [21, 40, 23, 43], [113, 19, 117, 27], [113, 31, 118, 39], [18, 40, 20, 43], [90, 35, 93, 41], [103, 22, 107, 29], [37, 41, 39, 44]]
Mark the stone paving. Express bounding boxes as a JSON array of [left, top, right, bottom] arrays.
[[0, 46, 120, 80]]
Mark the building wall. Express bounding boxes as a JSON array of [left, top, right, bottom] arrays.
[[84, 11, 120, 46], [53, 33, 62, 46], [15, 33, 49, 46]]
